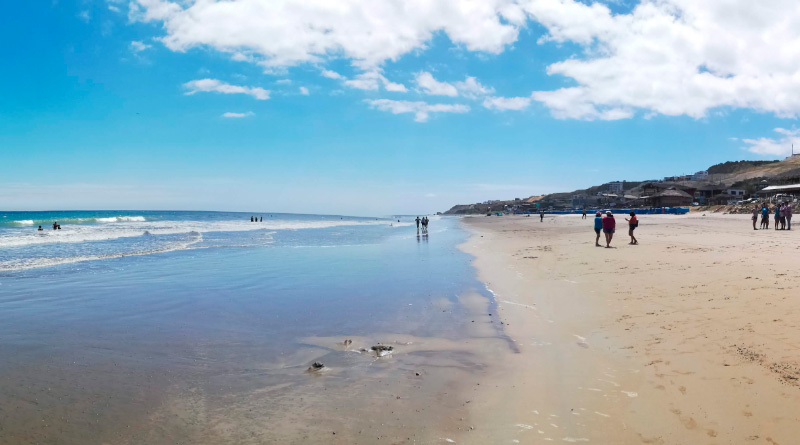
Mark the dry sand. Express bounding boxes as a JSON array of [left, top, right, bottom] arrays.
[[455, 213, 800, 444]]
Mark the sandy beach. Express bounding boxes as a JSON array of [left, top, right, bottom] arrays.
[[456, 212, 800, 444]]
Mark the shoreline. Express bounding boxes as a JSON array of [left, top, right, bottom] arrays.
[[456, 213, 800, 443]]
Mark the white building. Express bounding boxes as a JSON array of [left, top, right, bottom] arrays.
[[607, 181, 624, 193], [692, 171, 709, 181], [727, 189, 746, 196]]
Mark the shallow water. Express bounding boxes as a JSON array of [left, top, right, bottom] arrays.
[[0, 211, 500, 443]]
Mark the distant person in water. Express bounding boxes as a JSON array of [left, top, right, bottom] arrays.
[[260, 216, 263, 222], [593, 211, 603, 247], [250, 216, 253, 222], [582, 209, 587, 219], [37, 225, 43, 231], [625, 211, 638, 245], [415, 216, 421, 230], [57, 225, 61, 230], [602, 211, 615, 248], [52, 221, 58, 230]]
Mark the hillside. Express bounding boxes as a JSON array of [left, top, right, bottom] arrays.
[[443, 156, 800, 214]]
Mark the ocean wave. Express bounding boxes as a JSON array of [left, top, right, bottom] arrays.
[[95, 216, 147, 222], [0, 218, 395, 248], [13, 220, 35, 226], [0, 233, 205, 272]]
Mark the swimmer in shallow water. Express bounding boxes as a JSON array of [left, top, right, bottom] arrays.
[[37, 225, 43, 231]]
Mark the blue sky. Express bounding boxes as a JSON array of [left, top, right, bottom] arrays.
[[2, 0, 799, 215]]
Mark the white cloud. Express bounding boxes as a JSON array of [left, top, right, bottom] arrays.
[[454, 76, 494, 98], [344, 71, 407, 92], [321, 70, 345, 80], [415, 72, 493, 98], [276, 79, 292, 84], [483, 95, 532, 111], [222, 111, 255, 118], [415, 72, 458, 96], [299, 86, 310, 95], [129, 0, 522, 69], [183, 79, 270, 100], [366, 99, 469, 122], [522, 0, 800, 120], [742, 128, 800, 156], [130, 40, 151, 52], [129, 0, 800, 121]]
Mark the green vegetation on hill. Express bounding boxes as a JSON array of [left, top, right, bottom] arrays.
[[707, 160, 779, 174]]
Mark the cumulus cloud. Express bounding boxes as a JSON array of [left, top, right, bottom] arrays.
[[299, 86, 309, 95], [454, 76, 494, 98], [415, 72, 493, 98], [321, 70, 345, 80], [129, 0, 800, 121], [742, 128, 800, 156], [366, 99, 469, 122], [222, 111, 255, 118], [343, 70, 407, 92], [482, 95, 533, 111], [129, 0, 522, 69], [183, 79, 270, 100], [415, 72, 458, 96], [130, 40, 151, 52], [523, 0, 800, 120]]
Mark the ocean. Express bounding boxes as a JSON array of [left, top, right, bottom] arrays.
[[0, 210, 501, 442]]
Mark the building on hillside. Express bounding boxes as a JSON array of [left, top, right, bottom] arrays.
[[641, 182, 697, 199], [644, 187, 694, 207], [692, 171, 709, 181], [693, 183, 726, 204], [726, 189, 746, 197], [607, 181, 624, 193], [710, 193, 740, 205]]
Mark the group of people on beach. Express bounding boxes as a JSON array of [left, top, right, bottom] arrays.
[[593, 211, 638, 248], [415, 216, 430, 233], [752, 202, 793, 230]]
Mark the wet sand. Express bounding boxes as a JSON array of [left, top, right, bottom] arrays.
[[457, 213, 800, 444]]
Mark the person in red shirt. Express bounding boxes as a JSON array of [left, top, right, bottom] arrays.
[[602, 211, 616, 248], [625, 211, 639, 245]]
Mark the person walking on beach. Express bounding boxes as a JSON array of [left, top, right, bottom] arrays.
[[415, 216, 421, 230], [593, 211, 603, 247], [602, 211, 616, 248], [625, 211, 639, 245], [752, 205, 759, 230], [540, 210, 544, 222], [582, 209, 587, 219], [786, 202, 792, 230], [422, 216, 429, 233], [761, 204, 769, 229]]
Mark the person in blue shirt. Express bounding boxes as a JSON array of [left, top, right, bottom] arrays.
[[593, 211, 603, 246], [761, 204, 769, 229]]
